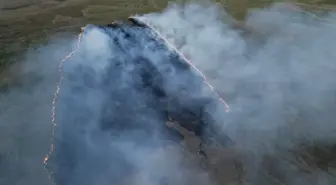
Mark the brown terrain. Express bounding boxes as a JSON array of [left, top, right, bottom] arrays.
[[1, 0, 336, 185]]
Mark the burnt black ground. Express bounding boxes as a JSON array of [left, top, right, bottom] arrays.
[[46, 20, 232, 185], [1, 1, 336, 185]]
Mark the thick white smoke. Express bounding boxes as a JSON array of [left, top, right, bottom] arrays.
[[1, 1, 336, 185], [46, 20, 219, 185], [137, 2, 336, 184], [139, 2, 336, 149]]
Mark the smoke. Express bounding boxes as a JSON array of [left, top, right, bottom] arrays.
[[137, 1, 336, 184], [45, 20, 223, 185], [1, 1, 336, 185], [139, 1, 336, 148], [0, 34, 77, 184]]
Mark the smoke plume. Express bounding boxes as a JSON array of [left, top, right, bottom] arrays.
[[139, 1, 336, 149], [138, 2, 336, 184], [1, 1, 336, 185]]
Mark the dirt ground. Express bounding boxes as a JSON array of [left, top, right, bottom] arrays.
[[1, 0, 336, 185]]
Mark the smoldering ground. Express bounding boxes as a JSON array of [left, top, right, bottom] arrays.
[[1, 1, 336, 185]]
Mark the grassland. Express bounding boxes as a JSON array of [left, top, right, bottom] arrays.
[[0, 0, 336, 185]]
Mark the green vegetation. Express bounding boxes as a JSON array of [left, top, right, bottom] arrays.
[[0, 0, 335, 74], [0, 1, 336, 185]]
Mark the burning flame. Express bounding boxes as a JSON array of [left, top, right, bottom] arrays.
[[43, 20, 230, 182], [130, 17, 230, 112], [43, 27, 85, 180]]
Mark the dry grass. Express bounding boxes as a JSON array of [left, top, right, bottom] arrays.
[[1, 0, 336, 185]]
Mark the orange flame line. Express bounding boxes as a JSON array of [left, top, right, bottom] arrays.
[[133, 17, 230, 112], [43, 19, 230, 181], [43, 28, 85, 181]]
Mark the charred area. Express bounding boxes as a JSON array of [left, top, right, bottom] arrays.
[[46, 18, 232, 185]]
